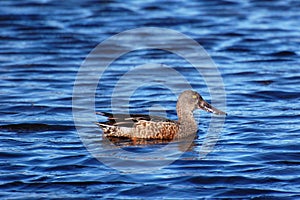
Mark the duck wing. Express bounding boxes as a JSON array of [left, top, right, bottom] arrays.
[[96, 112, 177, 127]]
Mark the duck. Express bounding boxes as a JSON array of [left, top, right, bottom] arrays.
[[96, 90, 226, 140]]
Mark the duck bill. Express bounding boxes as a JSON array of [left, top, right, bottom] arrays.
[[199, 101, 227, 115]]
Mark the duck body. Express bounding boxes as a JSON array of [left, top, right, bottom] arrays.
[[97, 112, 180, 140], [96, 90, 226, 140]]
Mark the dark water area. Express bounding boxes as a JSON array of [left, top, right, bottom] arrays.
[[1, 0, 300, 199]]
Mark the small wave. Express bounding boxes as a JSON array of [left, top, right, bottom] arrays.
[[0, 123, 74, 133], [265, 51, 297, 57]]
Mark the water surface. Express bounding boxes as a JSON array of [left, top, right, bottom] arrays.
[[1, 0, 300, 199]]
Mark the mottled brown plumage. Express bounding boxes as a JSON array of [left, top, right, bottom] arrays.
[[96, 90, 226, 140]]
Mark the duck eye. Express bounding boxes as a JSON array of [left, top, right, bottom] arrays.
[[192, 95, 197, 99]]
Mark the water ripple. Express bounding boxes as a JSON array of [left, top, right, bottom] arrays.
[[0, 0, 300, 199]]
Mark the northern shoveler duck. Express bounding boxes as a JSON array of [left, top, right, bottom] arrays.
[[96, 90, 226, 140]]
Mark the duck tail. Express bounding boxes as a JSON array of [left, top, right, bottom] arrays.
[[96, 122, 132, 138]]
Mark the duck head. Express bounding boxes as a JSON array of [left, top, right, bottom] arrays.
[[177, 90, 226, 115]]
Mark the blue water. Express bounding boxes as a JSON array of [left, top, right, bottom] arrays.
[[1, 0, 300, 199]]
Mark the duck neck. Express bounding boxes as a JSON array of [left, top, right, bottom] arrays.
[[177, 109, 198, 136]]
